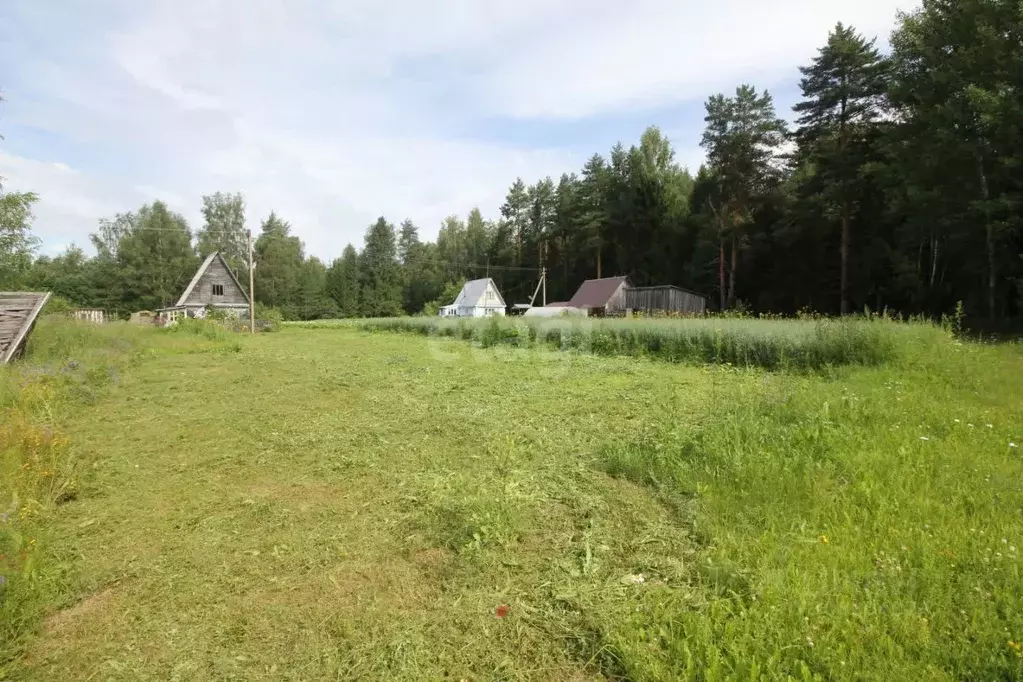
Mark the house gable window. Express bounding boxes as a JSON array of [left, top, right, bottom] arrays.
[[212, 284, 225, 296]]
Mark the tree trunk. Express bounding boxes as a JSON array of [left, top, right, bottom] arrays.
[[840, 201, 851, 315], [727, 235, 738, 309], [718, 238, 726, 310], [976, 153, 996, 319]]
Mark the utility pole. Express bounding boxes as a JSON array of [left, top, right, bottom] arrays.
[[247, 230, 255, 334], [541, 267, 546, 307]]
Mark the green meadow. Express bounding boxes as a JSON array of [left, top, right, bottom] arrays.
[[1, 317, 1021, 680]]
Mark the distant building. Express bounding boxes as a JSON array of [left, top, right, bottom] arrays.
[[157, 252, 250, 322], [72, 309, 106, 324], [567, 276, 630, 316], [626, 285, 707, 315], [523, 305, 586, 318], [439, 278, 507, 317]]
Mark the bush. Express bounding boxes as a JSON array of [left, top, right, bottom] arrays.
[[254, 303, 284, 332], [40, 295, 74, 317]]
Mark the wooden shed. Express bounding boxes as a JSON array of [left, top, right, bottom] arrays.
[[567, 276, 630, 316], [626, 285, 707, 315]]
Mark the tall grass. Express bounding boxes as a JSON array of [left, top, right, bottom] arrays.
[[347, 315, 948, 370], [595, 350, 1023, 679]]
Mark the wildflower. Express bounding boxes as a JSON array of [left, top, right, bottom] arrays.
[[919, 436, 930, 441], [495, 604, 510, 618], [954, 419, 961, 423], [968, 423, 975, 428], [1010, 443, 1018, 448], [819, 535, 829, 545], [1009, 640, 1023, 658], [986, 424, 993, 428]]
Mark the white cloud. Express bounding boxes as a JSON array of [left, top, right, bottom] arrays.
[[1, 0, 916, 260]]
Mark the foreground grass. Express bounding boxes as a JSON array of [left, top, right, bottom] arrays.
[[295, 315, 949, 371], [3, 321, 1022, 679]]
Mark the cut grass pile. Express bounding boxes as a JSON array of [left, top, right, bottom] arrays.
[[2, 319, 1022, 679], [295, 315, 950, 370]]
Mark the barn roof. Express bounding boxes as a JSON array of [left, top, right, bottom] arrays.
[[175, 252, 250, 306], [567, 276, 629, 309], [453, 278, 506, 308]]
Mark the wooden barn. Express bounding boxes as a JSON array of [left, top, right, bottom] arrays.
[[626, 285, 707, 315], [157, 252, 250, 321], [567, 276, 630, 316]]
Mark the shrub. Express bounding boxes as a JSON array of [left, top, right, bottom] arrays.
[[254, 303, 284, 332]]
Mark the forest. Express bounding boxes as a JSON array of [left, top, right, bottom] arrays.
[[2, 0, 1021, 323]]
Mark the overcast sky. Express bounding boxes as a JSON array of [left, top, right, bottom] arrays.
[[0, 0, 915, 260]]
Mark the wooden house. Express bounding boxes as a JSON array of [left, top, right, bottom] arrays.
[[439, 278, 506, 317], [157, 252, 250, 321], [567, 276, 630, 316], [626, 285, 707, 315]]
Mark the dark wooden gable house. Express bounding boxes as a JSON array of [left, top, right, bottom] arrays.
[[157, 252, 250, 321]]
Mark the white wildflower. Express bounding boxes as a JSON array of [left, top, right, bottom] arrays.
[[1010, 443, 1017, 448], [986, 424, 994, 428], [954, 419, 961, 423], [920, 436, 930, 441], [968, 423, 975, 428]]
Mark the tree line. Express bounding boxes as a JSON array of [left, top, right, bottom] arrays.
[[2, 0, 1021, 321]]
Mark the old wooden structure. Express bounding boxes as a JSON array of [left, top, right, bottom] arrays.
[[73, 308, 106, 324], [626, 285, 707, 315], [1, 292, 51, 364], [567, 276, 630, 316], [157, 252, 250, 321]]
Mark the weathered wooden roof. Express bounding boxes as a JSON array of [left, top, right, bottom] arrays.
[[175, 252, 250, 306], [0, 292, 51, 364]]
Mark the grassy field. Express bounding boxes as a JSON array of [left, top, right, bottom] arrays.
[[2, 318, 1022, 680]]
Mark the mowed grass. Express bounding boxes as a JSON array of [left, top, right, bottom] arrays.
[[3, 320, 1022, 680]]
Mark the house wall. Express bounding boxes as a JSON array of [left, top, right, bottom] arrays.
[[455, 306, 506, 317], [604, 282, 629, 315], [182, 258, 248, 307]]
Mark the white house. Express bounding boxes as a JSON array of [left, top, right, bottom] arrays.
[[441, 278, 507, 317]]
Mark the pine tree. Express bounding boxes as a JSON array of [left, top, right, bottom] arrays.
[[701, 85, 787, 307], [794, 23, 887, 314]]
